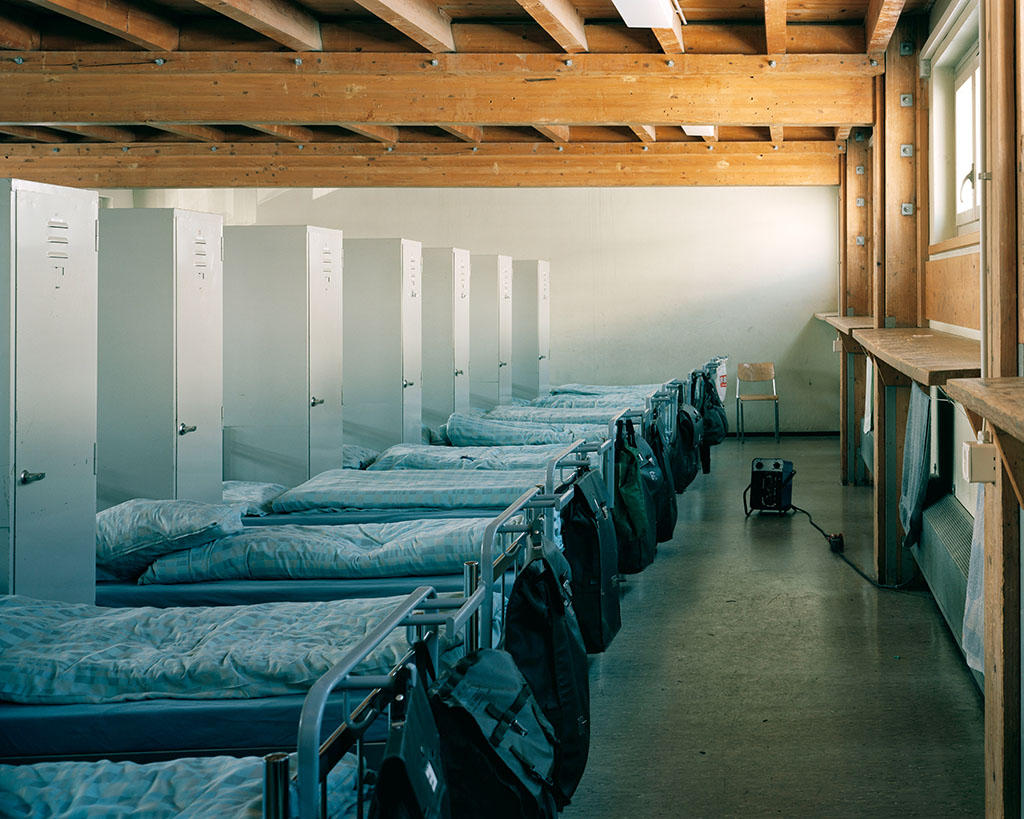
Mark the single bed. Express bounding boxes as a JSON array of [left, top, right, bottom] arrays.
[[0, 584, 482, 763]]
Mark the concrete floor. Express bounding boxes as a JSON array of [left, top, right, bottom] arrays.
[[563, 436, 984, 818]]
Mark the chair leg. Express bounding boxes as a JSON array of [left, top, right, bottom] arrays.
[[774, 400, 780, 443], [738, 400, 744, 443]]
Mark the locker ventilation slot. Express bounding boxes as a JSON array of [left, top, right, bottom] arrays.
[[194, 235, 208, 278], [321, 246, 333, 287], [47, 219, 70, 260]]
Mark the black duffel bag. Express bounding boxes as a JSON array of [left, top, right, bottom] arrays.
[[613, 419, 658, 573], [671, 403, 702, 492], [503, 538, 591, 808], [638, 425, 676, 543], [559, 468, 621, 653]]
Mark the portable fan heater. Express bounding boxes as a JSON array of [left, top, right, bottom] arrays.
[[744, 458, 795, 516]]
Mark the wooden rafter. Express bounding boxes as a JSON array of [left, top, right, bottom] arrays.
[[20, 0, 178, 51], [0, 124, 63, 143], [770, 125, 784, 143], [534, 125, 571, 142], [628, 125, 656, 142], [0, 141, 841, 188], [342, 123, 400, 142], [0, 53, 881, 128], [652, 15, 684, 54], [154, 124, 234, 142], [439, 124, 484, 142], [348, 0, 454, 52], [701, 127, 718, 142], [764, 0, 787, 53], [53, 124, 140, 141], [835, 126, 852, 141], [0, 11, 40, 51], [248, 123, 318, 141], [190, 0, 322, 51], [864, 0, 906, 53], [513, 0, 587, 53]]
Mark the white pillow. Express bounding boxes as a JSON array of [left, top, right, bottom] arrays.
[[222, 481, 287, 516], [96, 499, 244, 580]]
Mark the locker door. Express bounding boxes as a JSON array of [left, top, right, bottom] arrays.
[[307, 229, 344, 476], [497, 258, 513, 404], [13, 187, 97, 603], [453, 250, 471, 415], [401, 243, 423, 442], [174, 211, 223, 502], [537, 262, 551, 394]]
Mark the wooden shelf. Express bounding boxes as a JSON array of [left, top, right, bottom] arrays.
[[814, 311, 839, 321], [824, 314, 875, 335], [945, 378, 1024, 442], [852, 327, 981, 386]]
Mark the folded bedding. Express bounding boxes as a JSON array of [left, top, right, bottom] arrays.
[[368, 443, 569, 471], [549, 383, 664, 395], [223, 481, 289, 516], [0, 595, 413, 705], [441, 413, 606, 447], [531, 392, 653, 409], [484, 406, 626, 425], [137, 518, 494, 585], [0, 753, 358, 819], [270, 468, 547, 515]]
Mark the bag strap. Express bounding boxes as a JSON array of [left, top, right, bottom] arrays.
[[485, 684, 533, 745], [413, 639, 438, 686]]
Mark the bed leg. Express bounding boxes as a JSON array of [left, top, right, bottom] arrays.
[[263, 752, 290, 819], [464, 560, 481, 651]]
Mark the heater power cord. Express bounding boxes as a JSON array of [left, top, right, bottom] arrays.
[[788, 504, 917, 592]]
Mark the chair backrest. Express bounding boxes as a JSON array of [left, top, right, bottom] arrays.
[[737, 362, 775, 383]]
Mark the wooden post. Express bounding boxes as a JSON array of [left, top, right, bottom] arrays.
[[983, 0, 1021, 812]]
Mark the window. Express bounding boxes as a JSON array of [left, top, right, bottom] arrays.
[[953, 50, 981, 231]]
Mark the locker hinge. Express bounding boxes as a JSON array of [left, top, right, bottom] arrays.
[[94, 220, 99, 252], [220, 236, 224, 262]]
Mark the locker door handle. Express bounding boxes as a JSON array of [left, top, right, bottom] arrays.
[[178, 423, 198, 436], [498, 361, 508, 368], [454, 369, 464, 376], [538, 355, 547, 361], [310, 396, 325, 407], [402, 379, 415, 388], [19, 470, 45, 485]]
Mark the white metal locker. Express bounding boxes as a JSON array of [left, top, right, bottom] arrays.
[[470, 254, 513, 409], [343, 238, 422, 450], [223, 226, 343, 487], [0, 179, 98, 604], [97, 208, 223, 509], [511, 259, 551, 399], [422, 247, 471, 428]]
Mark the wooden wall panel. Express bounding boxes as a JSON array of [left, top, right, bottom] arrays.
[[846, 134, 872, 314], [924, 252, 981, 328], [882, 19, 921, 327]]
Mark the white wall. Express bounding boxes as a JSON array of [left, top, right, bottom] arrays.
[[106, 184, 842, 432]]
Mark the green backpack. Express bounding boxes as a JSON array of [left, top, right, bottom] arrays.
[[612, 419, 658, 573]]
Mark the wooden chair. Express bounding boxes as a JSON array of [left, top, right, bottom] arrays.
[[736, 362, 779, 442]]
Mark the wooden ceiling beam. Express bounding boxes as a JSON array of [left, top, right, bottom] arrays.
[[865, 0, 906, 53], [153, 123, 234, 142], [0, 53, 881, 128], [513, 0, 588, 53], [348, 0, 454, 52], [342, 123, 400, 142], [53, 123, 140, 141], [701, 127, 718, 142], [534, 125, 571, 142], [247, 123, 318, 141], [628, 125, 657, 142], [770, 125, 783, 143], [835, 126, 852, 141], [0, 125, 63, 143], [439, 124, 484, 142], [0, 12, 41, 51], [764, 0, 787, 53], [652, 14, 685, 54], [20, 0, 178, 51], [0, 141, 841, 188], [189, 0, 322, 51]]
